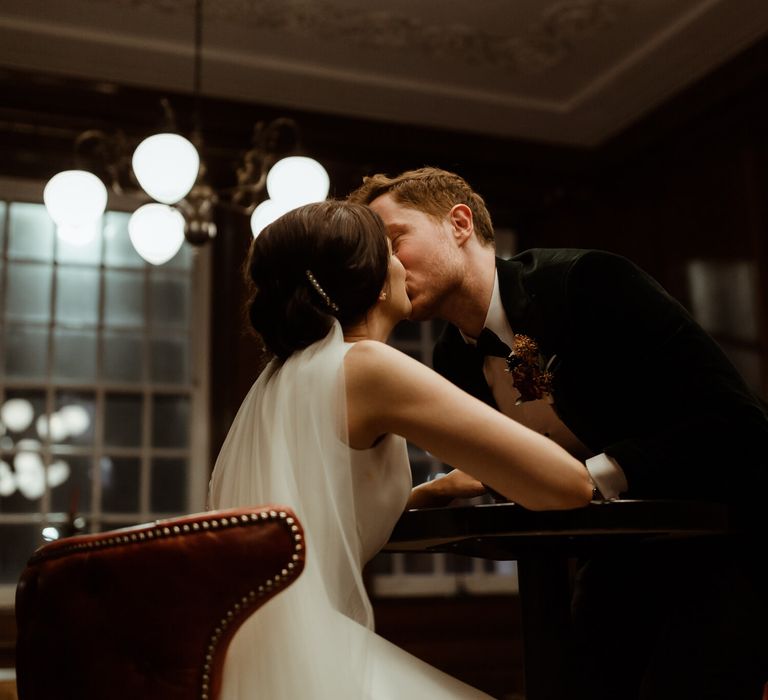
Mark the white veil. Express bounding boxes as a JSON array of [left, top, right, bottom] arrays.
[[208, 321, 373, 698]]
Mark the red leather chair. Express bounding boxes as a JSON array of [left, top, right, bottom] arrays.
[[15, 506, 305, 700]]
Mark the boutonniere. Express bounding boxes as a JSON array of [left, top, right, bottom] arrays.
[[506, 335, 557, 405]]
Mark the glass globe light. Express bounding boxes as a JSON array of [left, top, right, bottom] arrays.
[[132, 133, 200, 204], [47, 459, 71, 488], [0, 398, 35, 433], [128, 203, 185, 265], [250, 199, 293, 238], [58, 405, 91, 438], [266, 156, 330, 208], [43, 170, 108, 245], [15, 451, 45, 500], [36, 413, 69, 443], [0, 461, 15, 497], [42, 526, 61, 542]]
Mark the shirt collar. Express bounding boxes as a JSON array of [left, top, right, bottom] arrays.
[[460, 271, 515, 348]]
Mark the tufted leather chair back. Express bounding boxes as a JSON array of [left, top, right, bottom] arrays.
[[15, 506, 305, 700]]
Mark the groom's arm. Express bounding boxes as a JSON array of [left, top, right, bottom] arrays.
[[565, 251, 768, 503]]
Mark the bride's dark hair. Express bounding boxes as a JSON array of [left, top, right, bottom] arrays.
[[246, 200, 390, 360]]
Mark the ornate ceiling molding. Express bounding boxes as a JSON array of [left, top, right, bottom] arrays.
[[91, 0, 628, 76]]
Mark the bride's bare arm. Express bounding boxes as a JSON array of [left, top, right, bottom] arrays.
[[345, 340, 593, 511]]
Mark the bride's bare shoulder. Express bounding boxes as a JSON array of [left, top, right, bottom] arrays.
[[344, 339, 426, 385]]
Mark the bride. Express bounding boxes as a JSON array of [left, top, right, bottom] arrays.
[[208, 200, 592, 698]]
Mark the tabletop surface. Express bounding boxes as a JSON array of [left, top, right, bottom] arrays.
[[383, 500, 732, 559]]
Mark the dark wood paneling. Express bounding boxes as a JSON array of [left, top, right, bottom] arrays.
[[0, 611, 15, 669]]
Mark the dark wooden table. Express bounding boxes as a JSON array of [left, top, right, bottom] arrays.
[[384, 500, 731, 700]]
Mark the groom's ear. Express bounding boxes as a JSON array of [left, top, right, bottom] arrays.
[[449, 204, 474, 246]]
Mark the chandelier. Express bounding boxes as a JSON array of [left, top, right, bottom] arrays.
[[42, 0, 329, 265]]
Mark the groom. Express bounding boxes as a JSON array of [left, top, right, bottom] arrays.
[[349, 167, 768, 700]]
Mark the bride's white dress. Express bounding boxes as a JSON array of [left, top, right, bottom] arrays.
[[208, 322, 492, 699]]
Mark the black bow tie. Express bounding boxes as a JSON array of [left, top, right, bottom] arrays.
[[475, 328, 512, 359]]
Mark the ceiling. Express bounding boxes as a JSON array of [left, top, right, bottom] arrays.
[[0, 0, 767, 147]]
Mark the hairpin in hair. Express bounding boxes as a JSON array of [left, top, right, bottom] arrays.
[[305, 269, 339, 312]]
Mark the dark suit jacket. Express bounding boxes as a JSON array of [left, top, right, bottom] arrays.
[[433, 249, 768, 505]]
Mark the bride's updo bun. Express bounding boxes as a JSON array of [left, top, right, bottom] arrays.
[[246, 200, 389, 360]]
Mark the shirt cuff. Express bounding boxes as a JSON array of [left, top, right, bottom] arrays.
[[585, 453, 628, 500]]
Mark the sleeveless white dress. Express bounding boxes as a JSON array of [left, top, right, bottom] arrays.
[[208, 322, 492, 699]]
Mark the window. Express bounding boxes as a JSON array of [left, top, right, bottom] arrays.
[[0, 181, 210, 605], [686, 258, 763, 392]]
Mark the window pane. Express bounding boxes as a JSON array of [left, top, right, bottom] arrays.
[[403, 553, 435, 574], [56, 224, 102, 266], [55, 266, 100, 325], [150, 334, 189, 385], [102, 330, 143, 383], [0, 524, 43, 583], [7, 203, 54, 262], [4, 324, 48, 379], [53, 392, 95, 447], [101, 456, 140, 513], [7, 262, 52, 322], [103, 211, 144, 268], [53, 328, 97, 382], [149, 272, 190, 328], [687, 260, 758, 341], [152, 395, 189, 448], [104, 394, 143, 448], [445, 553, 473, 574], [150, 458, 187, 512], [163, 242, 193, 271], [104, 269, 144, 327], [367, 553, 394, 575], [49, 455, 93, 513]]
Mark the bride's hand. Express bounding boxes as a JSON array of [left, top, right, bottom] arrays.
[[406, 469, 486, 509]]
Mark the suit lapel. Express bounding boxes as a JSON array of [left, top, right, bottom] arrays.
[[495, 256, 531, 331]]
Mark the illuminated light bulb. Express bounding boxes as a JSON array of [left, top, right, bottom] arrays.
[[36, 413, 69, 443], [266, 156, 329, 208], [58, 405, 91, 437], [43, 170, 108, 247], [0, 461, 15, 497], [132, 133, 200, 204], [42, 527, 60, 542], [47, 460, 71, 488], [250, 199, 292, 238], [0, 398, 34, 433], [128, 203, 185, 265], [15, 452, 45, 500]]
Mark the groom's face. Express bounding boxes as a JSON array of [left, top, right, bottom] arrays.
[[369, 193, 462, 321]]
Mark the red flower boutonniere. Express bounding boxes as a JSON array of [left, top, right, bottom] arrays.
[[505, 335, 557, 405]]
